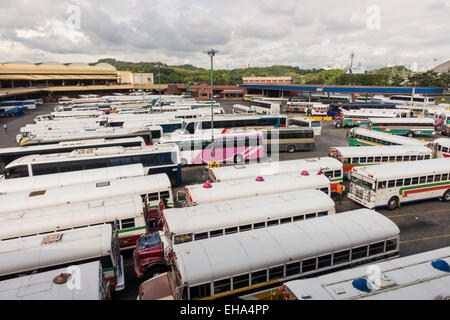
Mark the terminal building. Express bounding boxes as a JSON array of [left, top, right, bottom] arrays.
[[0, 61, 166, 102]]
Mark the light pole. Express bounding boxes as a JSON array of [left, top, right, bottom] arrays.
[[157, 63, 162, 112], [204, 49, 219, 143]]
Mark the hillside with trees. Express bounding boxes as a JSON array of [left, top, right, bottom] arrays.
[[97, 58, 447, 88]]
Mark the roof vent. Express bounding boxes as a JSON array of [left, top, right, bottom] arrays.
[[301, 170, 310, 176], [53, 273, 72, 285], [203, 182, 212, 189], [42, 233, 63, 245], [431, 259, 449, 272], [256, 176, 265, 182], [352, 278, 372, 293]]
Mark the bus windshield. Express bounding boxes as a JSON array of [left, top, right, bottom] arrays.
[[311, 121, 321, 127], [351, 176, 375, 190]]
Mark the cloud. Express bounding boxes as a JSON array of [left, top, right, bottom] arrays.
[[0, 0, 448, 70]]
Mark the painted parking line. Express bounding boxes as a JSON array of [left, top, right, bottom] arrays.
[[387, 208, 450, 219], [400, 234, 450, 245]]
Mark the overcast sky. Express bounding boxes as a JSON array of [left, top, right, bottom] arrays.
[[0, 0, 448, 70]]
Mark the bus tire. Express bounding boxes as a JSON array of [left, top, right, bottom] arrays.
[[234, 154, 244, 164], [287, 145, 296, 153], [442, 190, 450, 202], [407, 131, 414, 138], [143, 265, 168, 281], [387, 197, 399, 210]]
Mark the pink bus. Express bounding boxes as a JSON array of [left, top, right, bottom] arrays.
[[158, 131, 265, 165]]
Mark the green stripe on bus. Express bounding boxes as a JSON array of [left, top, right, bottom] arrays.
[[399, 182, 450, 196], [118, 226, 146, 234]]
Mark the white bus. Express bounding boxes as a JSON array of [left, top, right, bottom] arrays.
[[158, 131, 265, 166], [1, 138, 145, 172], [249, 100, 281, 115], [0, 164, 144, 193], [348, 158, 450, 210], [232, 104, 255, 114], [329, 146, 433, 177], [35, 110, 104, 122], [23, 100, 37, 110], [434, 138, 450, 158], [0, 195, 147, 250], [349, 128, 428, 147], [18, 127, 155, 147], [5, 144, 182, 185], [334, 109, 411, 128], [159, 189, 335, 246], [207, 157, 343, 191], [134, 189, 336, 280], [140, 209, 400, 300], [0, 173, 173, 216], [184, 173, 331, 206], [289, 117, 322, 136], [368, 117, 436, 137], [280, 246, 450, 300], [0, 224, 125, 292], [0, 261, 111, 300]]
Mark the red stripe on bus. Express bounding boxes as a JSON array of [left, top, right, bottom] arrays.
[[403, 185, 450, 197]]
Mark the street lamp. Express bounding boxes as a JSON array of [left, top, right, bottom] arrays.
[[157, 63, 162, 112], [203, 49, 219, 143]]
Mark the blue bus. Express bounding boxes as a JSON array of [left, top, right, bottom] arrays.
[[0, 101, 25, 117]]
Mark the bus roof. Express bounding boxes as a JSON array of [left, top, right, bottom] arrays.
[[290, 117, 322, 123], [0, 261, 104, 300], [208, 157, 342, 182], [351, 158, 450, 180], [6, 144, 178, 167], [329, 146, 432, 158], [0, 138, 145, 156], [173, 209, 400, 287], [185, 173, 330, 206], [0, 195, 142, 240], [351, 128, 427, 146], [163, 190, 335, 236], [0, 164, 144, 194], [0, 225, 112, 277], [0, 174, 171, 215], [282, 246, 450, 300], [368, 117, 435, 124], [434, 138, 450, 148]]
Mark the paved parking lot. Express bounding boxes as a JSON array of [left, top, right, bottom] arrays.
[[1, 100, 449, 300]]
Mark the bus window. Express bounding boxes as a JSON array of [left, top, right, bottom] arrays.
[[32, 164, 58, 175], [6, 165, 29, 179]]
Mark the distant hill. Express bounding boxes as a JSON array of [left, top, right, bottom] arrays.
[[96, 59, 447, 88]]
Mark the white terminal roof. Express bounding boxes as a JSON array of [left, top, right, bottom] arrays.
[[0, 261, 104, 300], [0, 225, 112, 277], [208, 157, 341, 182], [0, 174, 171, 215], [173, 209, 400, 287], [186, 173, 330, 205], [163, 190, 335, 236], [351, 158, 450, 180], [351, 128, 428, 146], [329, 146, 432, 158], [283, 246, 450, 300]]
